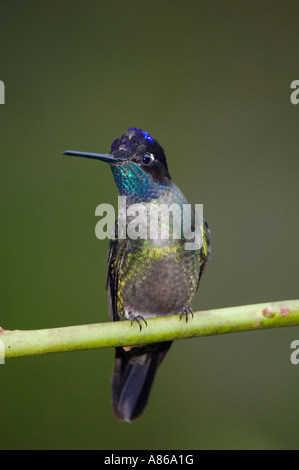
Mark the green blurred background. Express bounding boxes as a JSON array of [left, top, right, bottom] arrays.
[[0, 0, 298, 450]]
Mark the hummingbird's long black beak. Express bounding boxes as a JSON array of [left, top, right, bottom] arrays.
[[63, 150, 119, 164]]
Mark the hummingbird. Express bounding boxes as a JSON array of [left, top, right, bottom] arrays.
[[63, 127, 210, 422]]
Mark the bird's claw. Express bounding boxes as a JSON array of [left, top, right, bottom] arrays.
[[129, 314, 148, 331], [179, 307, 194, 323]]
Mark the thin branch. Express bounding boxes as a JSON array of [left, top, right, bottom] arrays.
[[1, 300, 298, 359]]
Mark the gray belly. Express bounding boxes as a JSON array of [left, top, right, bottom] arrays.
[[121, 249, 200, 319]]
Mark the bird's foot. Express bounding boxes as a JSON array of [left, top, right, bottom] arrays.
[[128, 313, 148, 331], [179, 307, 194, 323]]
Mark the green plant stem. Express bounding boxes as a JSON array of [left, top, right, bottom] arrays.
[[1, 300, 298, 359]]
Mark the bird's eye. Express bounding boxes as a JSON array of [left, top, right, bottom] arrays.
[[141, 153, 155, 165]]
